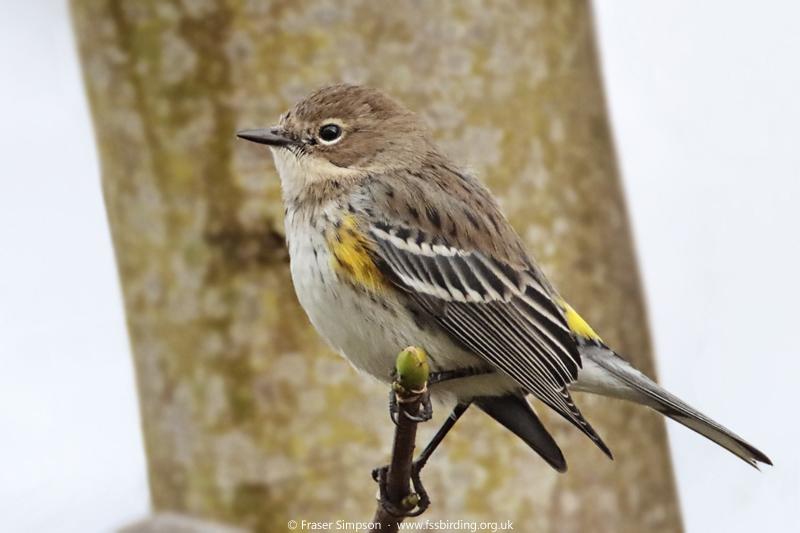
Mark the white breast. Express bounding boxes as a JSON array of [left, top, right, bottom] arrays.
[[284, 207, 404, 381], [283, 207, 502, 402]]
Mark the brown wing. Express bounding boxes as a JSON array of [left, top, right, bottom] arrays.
[[359, 167, 611, 457]]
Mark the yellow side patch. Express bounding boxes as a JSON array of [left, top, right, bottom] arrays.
[[558, 299, 602, 342], [328, 214, 388, 293]]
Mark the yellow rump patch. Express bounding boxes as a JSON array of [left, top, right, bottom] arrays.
[[328, 214, 388, 293], [557, 299, 602, 342]]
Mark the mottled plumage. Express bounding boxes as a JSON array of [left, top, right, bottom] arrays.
[[237, 83, 770, 471]]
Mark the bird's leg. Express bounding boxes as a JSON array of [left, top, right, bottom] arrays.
[[427, 367, 493, 385], [376, 367, 490, 515], [373, 385, 431, 517], [413, 402, 470, 470], [373, 402, 471, 516], [399, 369, 492, 511], [388, 366, 489, 424], [408, 402, 471, 512]]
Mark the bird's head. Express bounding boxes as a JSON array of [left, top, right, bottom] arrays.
[[237, 84, 436, 191]]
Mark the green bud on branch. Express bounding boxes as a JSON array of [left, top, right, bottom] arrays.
[[395, 346, 429, 392]]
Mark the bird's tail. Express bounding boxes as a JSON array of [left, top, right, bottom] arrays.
[[575, 345, 772, 468], [474, 394, 568, 472]]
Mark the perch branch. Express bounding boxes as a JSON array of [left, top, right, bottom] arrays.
[[369, 347, 431, 533]]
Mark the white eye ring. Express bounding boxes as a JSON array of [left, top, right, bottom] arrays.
[[318, 123, 343, 144]]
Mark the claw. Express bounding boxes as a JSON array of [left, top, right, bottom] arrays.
[[390, 383, 432, 425], [402, 390, 432, 423], [407, 459, 430, 516], [372, 463, 425, 517], [389, 388, 400, 426], [371, 450, 434, 517], [372, 464, 387, 483]]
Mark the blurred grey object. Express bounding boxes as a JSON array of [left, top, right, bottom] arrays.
[[119, 513, 246, 533]]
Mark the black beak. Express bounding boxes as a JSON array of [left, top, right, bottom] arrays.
[[236, 128, 297, 147]]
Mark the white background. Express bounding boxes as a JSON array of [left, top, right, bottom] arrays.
[[0, 1, 796, 531]]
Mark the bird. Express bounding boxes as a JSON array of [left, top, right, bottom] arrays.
[[236, 83, 771, 488]]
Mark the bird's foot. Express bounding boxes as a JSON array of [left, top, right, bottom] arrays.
[[371, 463, 430, 518], [408, 458, 431, 515], [389, 386, 432, 425]]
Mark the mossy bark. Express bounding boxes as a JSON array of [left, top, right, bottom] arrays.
[[71, 1, 682, 531]]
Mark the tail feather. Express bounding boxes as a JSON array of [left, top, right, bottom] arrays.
[[474, 394, 568, 472], [575, 345, 772, 468]]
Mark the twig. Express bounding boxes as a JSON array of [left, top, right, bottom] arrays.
[[369, 347, 430, 533]]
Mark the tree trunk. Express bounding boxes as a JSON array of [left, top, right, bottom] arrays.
[[71, 1, 682, 531]]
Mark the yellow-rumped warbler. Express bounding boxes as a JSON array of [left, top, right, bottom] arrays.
[[237, 83, 770, 475]]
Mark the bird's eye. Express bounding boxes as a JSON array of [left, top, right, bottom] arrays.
[[318, 123, 342, 143]]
